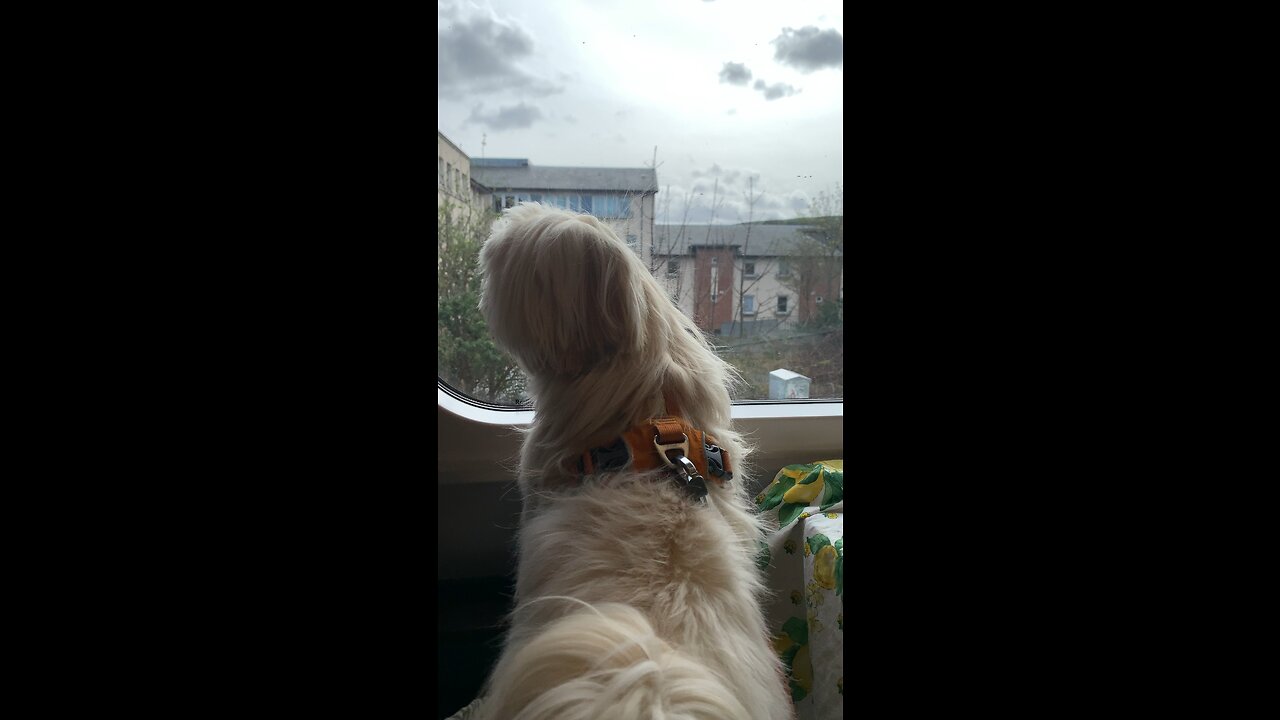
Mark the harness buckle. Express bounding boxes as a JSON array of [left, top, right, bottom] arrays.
[[653, 433, 708, 502], [653, 432, 690, 465]]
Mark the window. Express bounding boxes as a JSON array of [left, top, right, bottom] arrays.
[[438, 2, 842, 405], [599, 195, 632, 218], [438, 157, 443, 179]]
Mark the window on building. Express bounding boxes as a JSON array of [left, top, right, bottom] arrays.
[[744, 262, 756, 277], [504, 195, 515, 208], [667, 260, 679, 276], [742, 294, 756, 315], [438, 157, 443, 179], [776, 259, 790, 277], [591, 195, 631, 218], [777, 295, 789, 313]]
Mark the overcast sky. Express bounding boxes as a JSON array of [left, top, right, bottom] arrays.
[[438, 0, 843, 225]]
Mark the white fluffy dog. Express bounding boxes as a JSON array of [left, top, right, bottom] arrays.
[[473, 203, 793, 720]]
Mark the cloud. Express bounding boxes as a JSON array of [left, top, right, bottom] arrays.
[[437, 2, 563, 98], [771, 26, 844, 73], [726, 108, 737, 115], [718, 62, 753, 86], [466, 102, 545, 130], [753, 79, 799, 101]]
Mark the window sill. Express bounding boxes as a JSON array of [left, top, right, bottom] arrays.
[[439, 382, 843, 487], [439, 382, 839, 426]]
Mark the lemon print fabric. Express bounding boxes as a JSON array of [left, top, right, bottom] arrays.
[[807, 534, 844, 596], [773, 616, 812, 702], [756, 458, 844, 720], [756, 459, 843, 527]]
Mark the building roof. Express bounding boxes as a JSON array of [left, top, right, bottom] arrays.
[[437, 131, 467, 158], [653, 222, 833, 257], [471, 163, 658, 193], [471, 158, 528, 168]]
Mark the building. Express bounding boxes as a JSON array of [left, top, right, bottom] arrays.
[[654, 222, 843, 336], [437, 130, 658, 260], [469, 159, 658, 261], [437, 129, 842, 338], [437, 131, 488, 224]]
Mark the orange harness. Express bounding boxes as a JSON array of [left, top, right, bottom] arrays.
[[577, 417, 733, 501]]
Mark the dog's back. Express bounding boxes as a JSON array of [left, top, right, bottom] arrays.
[[478, 477, 791, 720]]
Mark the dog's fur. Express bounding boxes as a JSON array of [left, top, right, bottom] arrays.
[[474, 203, 793, 720]]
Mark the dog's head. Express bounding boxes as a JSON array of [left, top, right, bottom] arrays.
[[478, 203, 672, 378]]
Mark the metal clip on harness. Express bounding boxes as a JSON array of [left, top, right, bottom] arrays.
[[653, 432, 708, 502]]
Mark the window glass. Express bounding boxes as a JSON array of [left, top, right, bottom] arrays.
[[438, 1, 843, 403]]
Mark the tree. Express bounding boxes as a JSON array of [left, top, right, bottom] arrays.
[[437, 199, 526, 403]]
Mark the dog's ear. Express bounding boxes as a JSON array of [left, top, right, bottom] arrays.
[[479, 205, 649, 377]]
